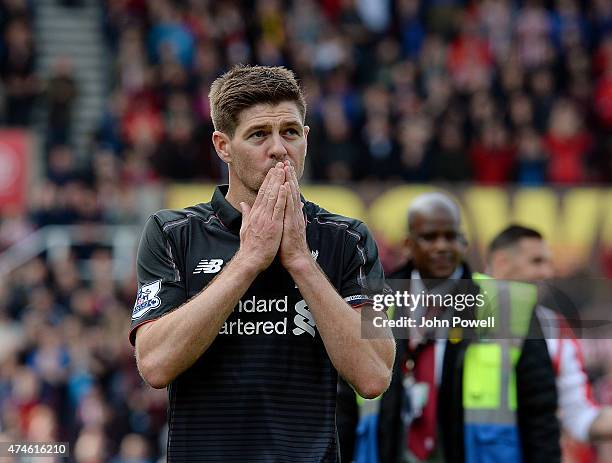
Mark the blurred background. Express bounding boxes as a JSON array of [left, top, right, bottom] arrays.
[[0, 0, 611, 461]]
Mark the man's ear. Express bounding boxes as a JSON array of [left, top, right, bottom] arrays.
[[404, 235, 416, 253], [212, 131, 232, 164], [401, 235, 414, 262], [489, 250, 510, 279], [303, 125, 310, 156]]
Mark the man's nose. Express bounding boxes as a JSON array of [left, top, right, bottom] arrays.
[[268, 132, 288, 161], [432, 234, 452, 250]]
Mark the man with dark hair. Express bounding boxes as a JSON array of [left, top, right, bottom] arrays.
[[489, 224, 543, 249], [129, 65, 395, 462], [488, 225, 553, 281], [489, 224, 612, 445]]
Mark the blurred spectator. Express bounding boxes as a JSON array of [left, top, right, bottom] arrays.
[[598, 136, 612, 183], [478, 0, 513, 61], [0, 16, 38, 125], [516, 127, 548, 185], [551, 0, 590, 52], [515, 0, 554, 70], [397, 115, 432, 182], [470, 119, 516, 184], [425, 0, 463, 38], [216, 2, 250, 66], [147, 1, 194, 69], [121, 147, 159, 186], [319, 98, 360, 181], [429, 117, 471, 182], [592, 0, 612, 43], [313, 27, 352, 73], [0, 283, 22, 360], [45, 57, 78, 148], [50, 257, 81, 308], [544, 99, 592, 184], [354, 0, 391, 34], [255, 0, 286, 48], [110, 433, 153, 463], [121, 92, 164, 164], [447, 12, 494, 92], [117, 25, 149, 96], [594, 36, 612, 129], [46, 144, 78, 186], [95, 91, 127, 154], [0, 206, 33, 251], [530, 67, 557, 132], [361, 113, 397, 180], [74, 425, 108, 463], [508, 91, 535, 130], [150, 111, 218, 180], [25, 286, 66, 325], [0, 0, 31, 32], [468, 90, 498, 133], [396, 0, 425, 59]]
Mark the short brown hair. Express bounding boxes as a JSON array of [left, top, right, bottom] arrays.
[[209, 65, 307, 137]]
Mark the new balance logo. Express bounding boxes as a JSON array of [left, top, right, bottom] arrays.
[[193, 259, 224, 274]]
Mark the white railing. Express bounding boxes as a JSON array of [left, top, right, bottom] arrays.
[[0, 225, 141, 280]]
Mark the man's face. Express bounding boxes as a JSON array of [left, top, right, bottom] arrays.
[[226, 101, 308, 194], [407, 210, 464, 279], [491, 238, 554, 282]]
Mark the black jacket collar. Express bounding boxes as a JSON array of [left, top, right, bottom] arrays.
[[211, 185, 242, 233], [211, 184, 310, 234]]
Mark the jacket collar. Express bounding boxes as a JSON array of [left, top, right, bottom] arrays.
[[211, 184, 310, 234], [211, 185, 242, 233]]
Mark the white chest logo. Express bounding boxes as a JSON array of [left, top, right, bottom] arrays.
[[293, 300, 317, 337], [193, 259, 224, 274]]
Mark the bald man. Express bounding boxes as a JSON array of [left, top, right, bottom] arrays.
[[404, 192, 466, 281], [488, 225, 612, 444]]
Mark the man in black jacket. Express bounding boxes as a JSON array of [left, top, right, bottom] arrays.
[[337, 192, 561, 462]]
